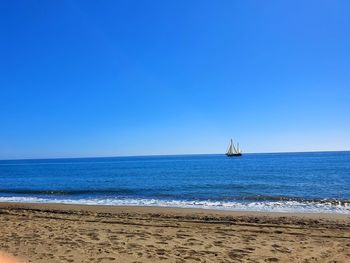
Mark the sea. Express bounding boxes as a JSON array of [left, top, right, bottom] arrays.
[[0, 151, 349, 214]]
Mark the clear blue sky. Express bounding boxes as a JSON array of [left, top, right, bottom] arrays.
[[1, 1, 349, 159]]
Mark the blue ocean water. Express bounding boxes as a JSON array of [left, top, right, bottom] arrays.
[[0, 152, 349, 214]]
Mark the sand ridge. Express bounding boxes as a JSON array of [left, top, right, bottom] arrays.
[[0, 203, 349, 262]]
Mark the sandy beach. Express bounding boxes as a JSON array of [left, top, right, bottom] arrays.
[[0, 203, 349, 263]]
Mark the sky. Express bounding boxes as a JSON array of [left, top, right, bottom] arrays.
[[1, 0, 350, 159]]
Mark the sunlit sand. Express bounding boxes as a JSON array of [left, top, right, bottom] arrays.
[[0, 203, 349, 262], [0, 251, 26, 263]]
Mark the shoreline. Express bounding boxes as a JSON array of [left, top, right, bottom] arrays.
[[1, 201, 350, 220], [0, 198, 349, 216], [1, 202, 350, 262]]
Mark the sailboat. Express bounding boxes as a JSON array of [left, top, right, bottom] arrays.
[[226, 139, 242, 157]]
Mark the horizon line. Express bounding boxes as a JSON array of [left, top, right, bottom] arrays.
[[0, 149, 349, 161]]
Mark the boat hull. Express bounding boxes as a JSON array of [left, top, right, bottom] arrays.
[[226, 153, 242, 157]]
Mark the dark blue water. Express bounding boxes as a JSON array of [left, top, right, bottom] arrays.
[[0, 152, 349, 213]]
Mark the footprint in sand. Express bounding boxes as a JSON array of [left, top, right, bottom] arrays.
[[265, 257, 279, 262], [228, 249, 251, 260]]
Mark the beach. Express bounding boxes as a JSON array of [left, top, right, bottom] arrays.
[[0, 203, 349, 263]]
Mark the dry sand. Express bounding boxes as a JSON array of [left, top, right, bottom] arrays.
[[0, 202, 349, 263]]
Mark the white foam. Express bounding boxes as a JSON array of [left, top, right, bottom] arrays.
[[0, 196, 349, 214]]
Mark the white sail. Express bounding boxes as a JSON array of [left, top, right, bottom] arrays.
[[227, 141, 233, 155], [232, 141, 238, 153], [228, 139, 235, 155]]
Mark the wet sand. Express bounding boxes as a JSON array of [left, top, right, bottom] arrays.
[[0, 202, 349, 263]]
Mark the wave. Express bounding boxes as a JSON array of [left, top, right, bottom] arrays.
[[0, 196, 349, 214], [232, 195, 350, 206], [0, 189, 349, 207]]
